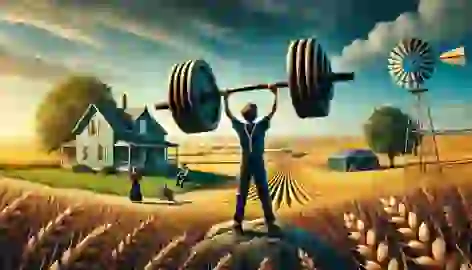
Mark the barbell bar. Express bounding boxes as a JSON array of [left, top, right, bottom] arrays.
[[154, 38, 355, 134]]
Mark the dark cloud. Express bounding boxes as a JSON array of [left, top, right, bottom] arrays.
[[0, 0, 421, 65]]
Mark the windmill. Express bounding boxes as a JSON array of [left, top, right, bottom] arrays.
[[387, 39, 466, 173]]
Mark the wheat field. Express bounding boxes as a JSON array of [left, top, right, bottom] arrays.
[[0, 170, 469, 269], [0, 135, 471, 269]]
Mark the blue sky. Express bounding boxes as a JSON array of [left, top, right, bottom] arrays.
[[0, 0, 471, 139]]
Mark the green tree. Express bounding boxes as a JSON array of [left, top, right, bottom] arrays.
[[35, 75, 116, 152], [364, 106, 421, 168]]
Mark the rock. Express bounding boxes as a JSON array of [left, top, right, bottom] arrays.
[[182, 219, 358, 270]]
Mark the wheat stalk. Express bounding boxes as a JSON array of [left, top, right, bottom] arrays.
[[144, 233, 194, 270], [380, 193, 456, 269], [211, 253, 232, 270], [111, 215, 161, 270], [298, 248, 316, 269], [21, 206, 84, 270], [257, 257, 274, 270], [0, 192, 35, 269], [50, 223, 115, 270]]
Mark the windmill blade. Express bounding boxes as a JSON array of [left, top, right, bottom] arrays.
[[441, 56, 466, 66], [440, 46, 466, 66]]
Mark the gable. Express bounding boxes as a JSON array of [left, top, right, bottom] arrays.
[[135, 107, 167, 135], [71, 101, 133, 136], [71, 104, 99, 135]]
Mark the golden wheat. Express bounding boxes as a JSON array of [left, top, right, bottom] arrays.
[[50, 223, 115, 270], [257, 257, 274, 270], [21, 206, 84, 270], [144, 233, 194, 270], [0, 192, 35, 269], [4, 174, 472, 269], [111, 215, 164, 270], [373, 190, 472, 270], [212, 253, 232, 270]]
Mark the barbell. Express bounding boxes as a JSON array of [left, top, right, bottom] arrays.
[[154, 38, 355, 134]]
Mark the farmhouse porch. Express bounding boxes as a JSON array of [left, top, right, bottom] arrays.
[[114, 140, 179, 170], [60, 140, 76, 167]]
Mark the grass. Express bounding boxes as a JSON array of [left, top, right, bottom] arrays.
[[0, 168, 232, 198]]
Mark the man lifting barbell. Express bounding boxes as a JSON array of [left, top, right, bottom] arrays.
[[154, 38, 355, 135], [223, 84, 281, 237]]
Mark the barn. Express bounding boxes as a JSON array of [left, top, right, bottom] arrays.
[[327, 149, 380, 172]]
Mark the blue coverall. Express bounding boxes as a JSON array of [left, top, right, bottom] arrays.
[[231, 116, 276, 224]]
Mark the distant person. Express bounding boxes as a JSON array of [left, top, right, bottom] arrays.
[[129, 167, 143, 203], [223, 84, 281, 237], [176, 164, 189, 188]]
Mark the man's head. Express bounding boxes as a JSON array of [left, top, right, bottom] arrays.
[[241, 103, 258, 122]]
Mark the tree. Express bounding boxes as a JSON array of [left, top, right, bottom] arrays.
[[35, 75, 116, 152], [363, 106, 421, 168]]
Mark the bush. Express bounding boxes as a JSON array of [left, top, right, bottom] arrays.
[[71, 164, 95, 173], [100, 166, 117, 175]]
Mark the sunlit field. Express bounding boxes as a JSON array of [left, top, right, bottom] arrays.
[[0, 135, 471, 268]]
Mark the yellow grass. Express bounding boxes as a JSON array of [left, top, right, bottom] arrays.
[[0, 141, 59, 166], [0, 134, 470, 268]]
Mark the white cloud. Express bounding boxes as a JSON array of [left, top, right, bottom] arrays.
[[0, 47, 73, 80], [0, 1, 103, 48], [333, 0, 472, 71]]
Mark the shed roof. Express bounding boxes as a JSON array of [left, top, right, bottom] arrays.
[[330, 149, 378, 159]]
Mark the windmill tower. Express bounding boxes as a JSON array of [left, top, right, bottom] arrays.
[[387, 40, 466, 174]]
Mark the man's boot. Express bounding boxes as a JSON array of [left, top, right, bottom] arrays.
[[267, 221, 282, 238], [232, 221, 244, 235]]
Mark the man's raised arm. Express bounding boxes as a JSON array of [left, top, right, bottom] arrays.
[[223, 93, 237, 120], [266, 85, 279, 120]]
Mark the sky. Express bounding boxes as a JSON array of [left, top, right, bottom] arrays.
[[0, 0, 472, 140]]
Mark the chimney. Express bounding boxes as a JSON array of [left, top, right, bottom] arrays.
[[122, 93, 127, 110]]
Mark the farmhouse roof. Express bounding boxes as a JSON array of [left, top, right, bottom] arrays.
[[122, 106, 167, 135], [71, 101, 169, 144]]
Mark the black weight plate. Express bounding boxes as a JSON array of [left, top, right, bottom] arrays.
[[287, 40, 305, 118], [172, 63, 186, 114], [188, 60, 221, 132], [325, 56, 334, 100], [179, 60, 193, 113], [320, 49, 332, 100], [170, 62, 187, 131], [296, 39, 309, 101], [304, 38, 317, 98], [292, 39, 332, 118], [167, 64, 179, 115], [176, 60, 194, 132], [315, 42, 325, 97], [174, 60, 221, 134]]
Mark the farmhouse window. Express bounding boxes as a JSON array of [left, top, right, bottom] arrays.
[[98, 145, 104, 161], [96, 120, 100, 136], [88, 120, 97, 136], [139, 120, 147, 134], [82, 146, 88, 160]]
